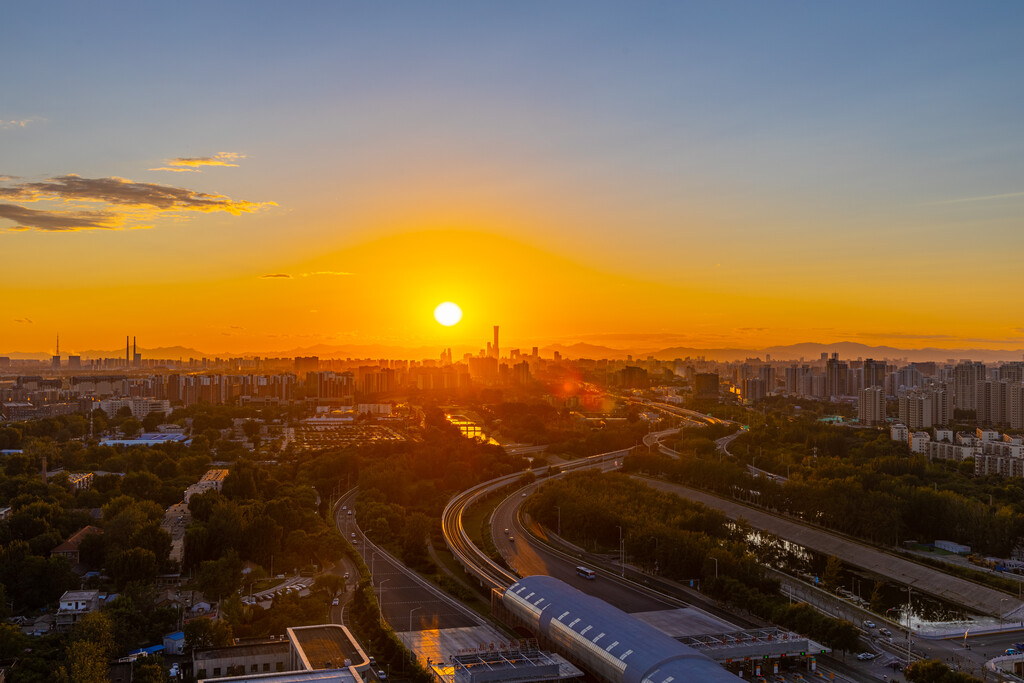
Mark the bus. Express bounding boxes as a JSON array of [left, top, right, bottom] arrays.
[[576, 566, 596, 580]]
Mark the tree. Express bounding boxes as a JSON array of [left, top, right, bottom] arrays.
[[0, 622, 27, 659], [196, 549, 243, 601], [57, 640, 108, 683], [905, 659, 980, 682], [69, 611, 115, 659], [822, 555, 842, 590], [120, 418, 142, 437], [142, 411, 165, 432], [57, 611, 116, 683], [132, 655, 170, 683], [184, 617, 233, 652], [109, 547, 159, 587], [869, 584, 885, 613], [242, 420, 261, 440], [313, 573, 347, 597], [122, 471, 163, 501]]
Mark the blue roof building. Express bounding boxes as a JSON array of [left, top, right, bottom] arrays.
[[502, 575, 736, 683]]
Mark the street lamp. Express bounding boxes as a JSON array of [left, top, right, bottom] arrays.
[[616, 525, 624, 577], [409, 605, 422, 631], [711, 557, 718, 579], [554, 505, 561, 536]]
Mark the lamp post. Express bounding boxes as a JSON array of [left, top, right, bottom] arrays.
[[711, 557, 718, 579], [378, 578, 390, 627], [616, 525, 624, 577], [1001, 597, 1008, 630], [410, 605, 422, 632], [554, 505, 561, 536]]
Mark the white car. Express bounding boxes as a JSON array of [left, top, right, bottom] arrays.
[[332, 598, 340, 606], [857, 652, 875, 661]]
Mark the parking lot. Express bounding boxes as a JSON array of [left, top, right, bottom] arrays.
[[292, 424, 406, 450]]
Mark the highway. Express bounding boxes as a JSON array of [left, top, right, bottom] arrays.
[[486, 467, 884, 683], [335, 492, 485, 632], [437, 426, 889, 682], [636, 476, 1022, 620], [441, 448, 629, 591], [492, 469, 674, 614]]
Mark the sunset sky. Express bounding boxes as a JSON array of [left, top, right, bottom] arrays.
[[3, 2, 1024, 356]]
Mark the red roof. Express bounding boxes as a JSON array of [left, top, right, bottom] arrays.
[[52, 525, 103, 554]]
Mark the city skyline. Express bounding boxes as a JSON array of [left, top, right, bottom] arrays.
[[4, 3, 1024, 353]]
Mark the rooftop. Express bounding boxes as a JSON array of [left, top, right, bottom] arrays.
[[194, 641, 290, 662], [52, 525, 103, 553], [199, 670, 355, 683], [289, 625, 366, 670], [60, 589, 100, 602], [200, 469, 230, 483]]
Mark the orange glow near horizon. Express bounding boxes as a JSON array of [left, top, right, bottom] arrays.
[[2, 228, 1024, 357]]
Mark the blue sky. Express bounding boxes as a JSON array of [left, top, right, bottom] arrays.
[[2, 2, 1023, 351]]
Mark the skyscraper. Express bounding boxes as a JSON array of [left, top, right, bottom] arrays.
[[863, 358, 887, 390], [953, 361, 986, 411], [826, 354, 849, 398], [858, 387, 886, 426]]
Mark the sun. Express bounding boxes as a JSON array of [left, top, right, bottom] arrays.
[[434, 301, 463, 326]]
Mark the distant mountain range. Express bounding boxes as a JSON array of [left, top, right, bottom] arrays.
[[546, 341, 1024, 363], [4, 340, 1024, 363]]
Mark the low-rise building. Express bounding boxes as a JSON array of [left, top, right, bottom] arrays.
[[98, 397, 171, 419], [909, 432, 930, 454], [890, 423, 908, 444], [164, 630, 186, 655], [184, 469, 230, 503], [935, 540, 971, 554], [56, 589, 101, 631], [66, 472, 94, 491], [52, 526, 103, 566], [195, 624, 369, 682], [927, 440, 976, 462], [975, 453, 1024, 478]]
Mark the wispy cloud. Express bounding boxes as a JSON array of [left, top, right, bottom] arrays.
[[260, 271, 353, 279], [850, 331, 1024, 345], [150, 152, 245, 173], [13, 317, 32, 324], [924, 191, 1024, 206], [0, 203, 124, 231], [0, 118, 41, 130], [0, 174, 274, 232]]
